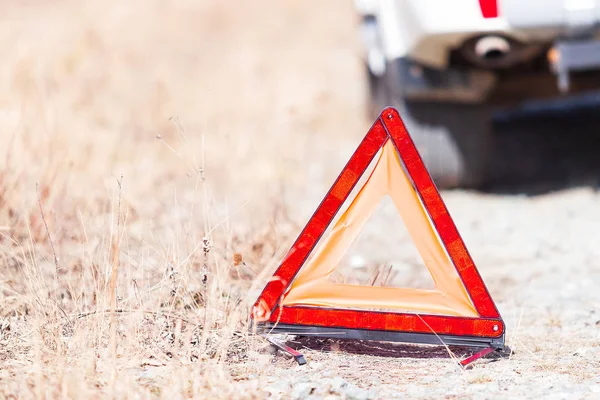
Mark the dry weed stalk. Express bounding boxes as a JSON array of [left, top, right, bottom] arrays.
[[108, 174, 124, 387], [36, 182, 59, 273]]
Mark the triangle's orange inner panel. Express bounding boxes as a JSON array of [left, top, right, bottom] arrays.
[[281, 140, 478, 317]]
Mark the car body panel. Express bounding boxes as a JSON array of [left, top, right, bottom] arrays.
[[356, 0, 600, 68]]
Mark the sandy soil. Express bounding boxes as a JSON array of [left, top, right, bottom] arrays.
[[1, 1, 599, 399]]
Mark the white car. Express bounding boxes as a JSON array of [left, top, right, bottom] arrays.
[[355, 0, 600, 187]]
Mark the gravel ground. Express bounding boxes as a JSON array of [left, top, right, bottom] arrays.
[[253, 187, 600, 399]]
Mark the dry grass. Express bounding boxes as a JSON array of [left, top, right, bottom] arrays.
[[0, 0, 365, 398], [4, 1, 599, 399]]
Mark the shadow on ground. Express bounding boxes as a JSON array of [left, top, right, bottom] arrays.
[[482, 92, 600, 195], [286, 336, 479, 360]]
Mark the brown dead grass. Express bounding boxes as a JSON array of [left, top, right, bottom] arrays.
[[0, 0, 366, 398]]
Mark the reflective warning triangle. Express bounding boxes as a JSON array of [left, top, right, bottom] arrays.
[[251, 107, 504, 349]]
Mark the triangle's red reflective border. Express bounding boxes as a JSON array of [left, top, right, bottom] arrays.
[[252, 107, 504, 339]]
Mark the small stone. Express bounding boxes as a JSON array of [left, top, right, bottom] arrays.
[[572, 348, 587, 356], [291, 381, 315, 399], [330, 376, 348, 390], [265, 380, 291, 396], [327, 377, 373, 400], [308, 361, 323, 369], [350, 255, 366, 268]]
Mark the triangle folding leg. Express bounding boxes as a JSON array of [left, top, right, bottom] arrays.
[[251, 107, 506, 365]]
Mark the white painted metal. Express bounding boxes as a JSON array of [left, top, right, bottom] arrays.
[[354, 0, 600, 68]]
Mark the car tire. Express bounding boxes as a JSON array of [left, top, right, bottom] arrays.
[[366, 64, 494, 189]]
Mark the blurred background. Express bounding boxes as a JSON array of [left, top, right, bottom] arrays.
[[0, 0, 372, 229], [3, 0, 600, 213], [354, 0, 600, 193], [2, 0, 600, 280]]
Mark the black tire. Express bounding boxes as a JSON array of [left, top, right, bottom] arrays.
[[366, 64, 494, 189]]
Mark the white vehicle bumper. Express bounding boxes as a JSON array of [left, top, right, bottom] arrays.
[[372, 0, 600, 68], [501, 0, 600, 31]]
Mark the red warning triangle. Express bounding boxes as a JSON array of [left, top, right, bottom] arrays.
[[252, 107, 504, 350]]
